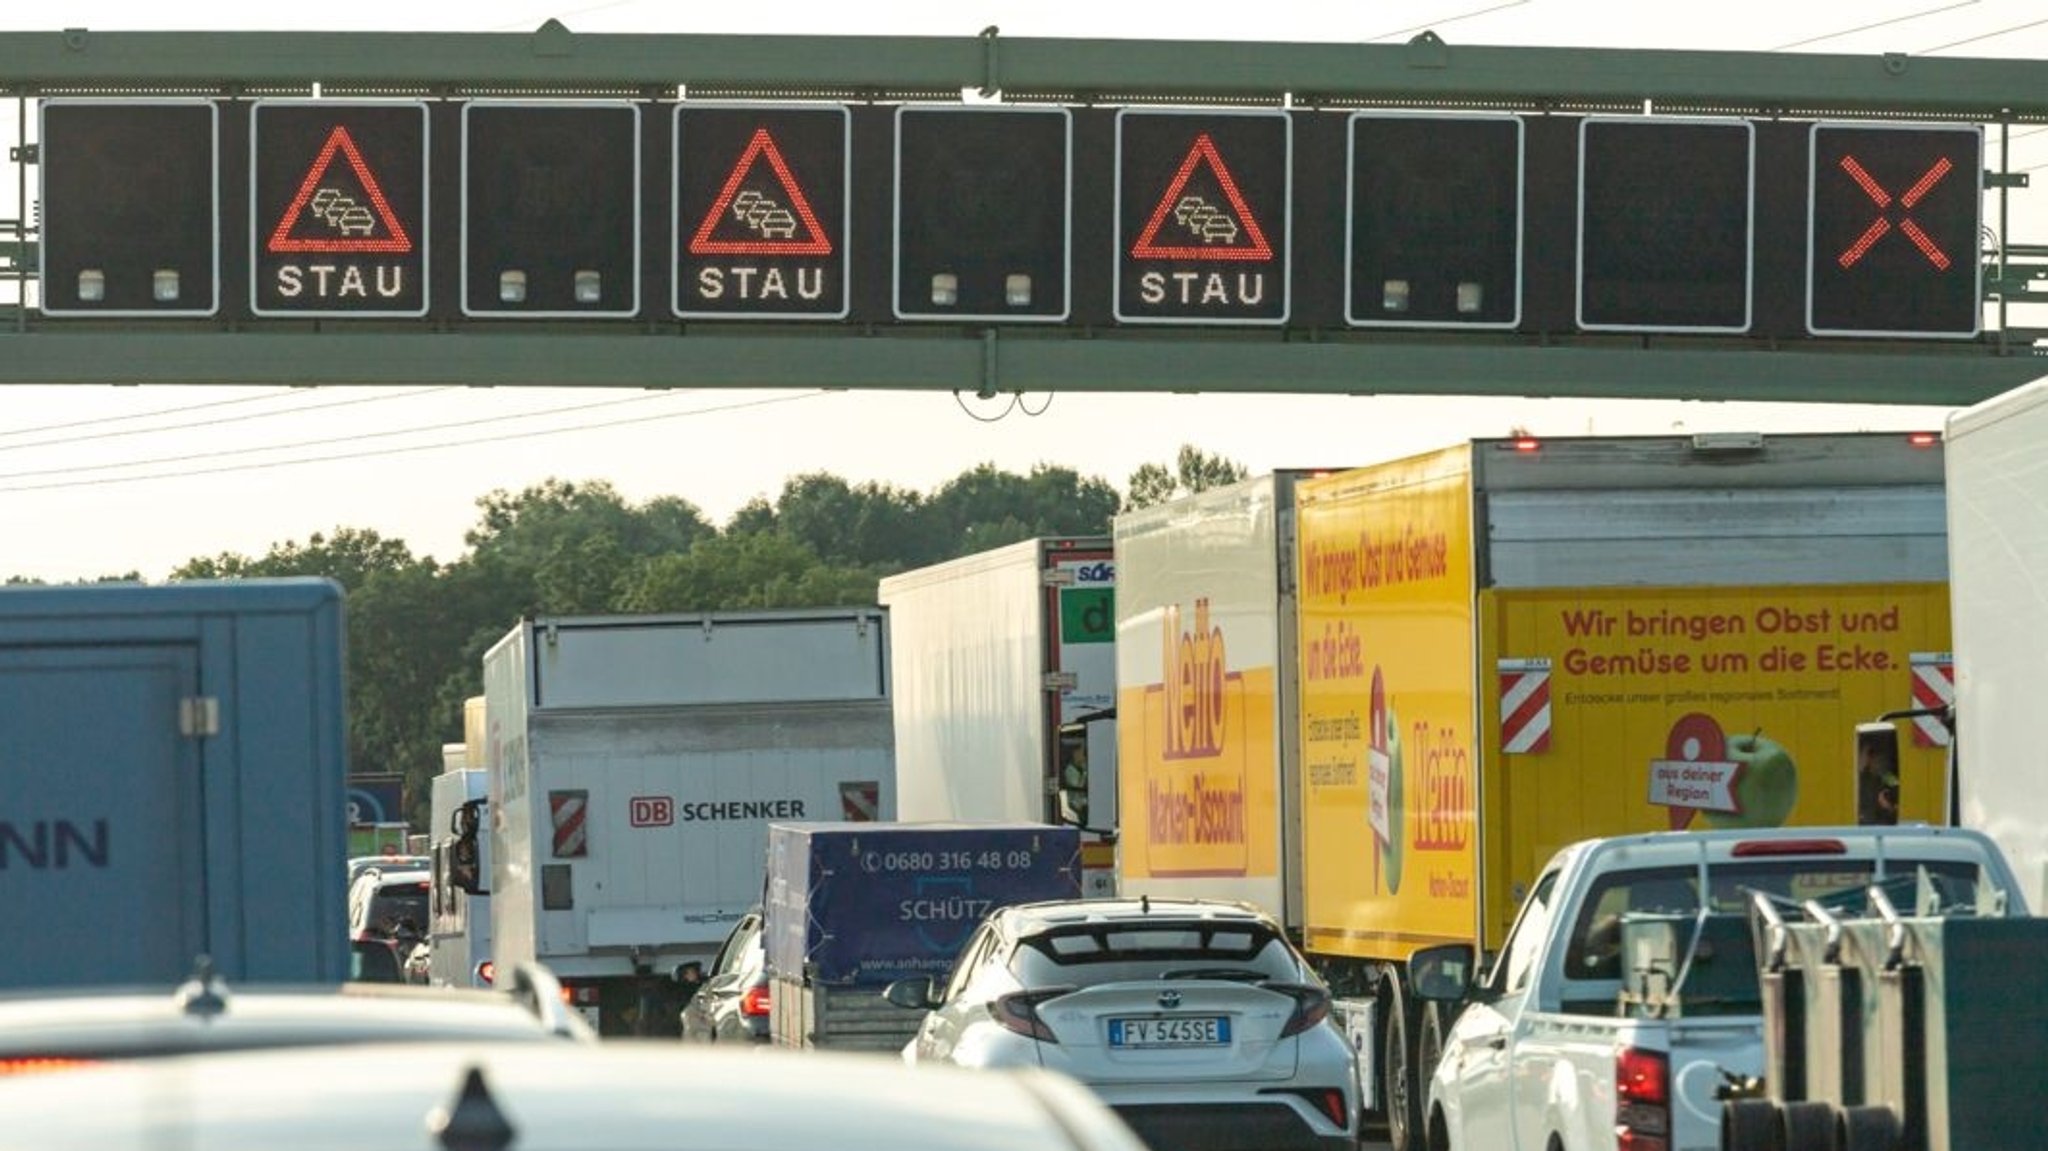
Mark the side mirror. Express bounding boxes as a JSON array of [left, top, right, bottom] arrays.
[[883, 976, 937, 1010], [1409, 943, 1477, 1003], [449, 799, 488, 896]]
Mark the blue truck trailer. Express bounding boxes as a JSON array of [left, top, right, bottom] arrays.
[[764, 820, 1082, 1050], [0, 579, 349, 988]]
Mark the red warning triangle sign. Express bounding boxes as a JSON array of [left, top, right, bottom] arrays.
[[689, 128, 833, 257], [266, 126, 413, 255], [1130, 133, 1274, 262]]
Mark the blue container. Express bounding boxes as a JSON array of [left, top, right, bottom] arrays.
[[765, 821, 1082, 985]]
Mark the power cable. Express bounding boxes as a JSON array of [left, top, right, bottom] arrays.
[[0, 390, 832, 493], [0, 387, 311, 439], [1769, 1, 1978, 52], [0, 386, 460, 453], [0, 388, 684, 481], [1919, 14, 2048, 52], [1364, 0, 1530, 43]]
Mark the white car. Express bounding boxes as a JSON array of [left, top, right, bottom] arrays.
[[0, 1039, 1151, 1151], [888, 897, 1358, 1151]]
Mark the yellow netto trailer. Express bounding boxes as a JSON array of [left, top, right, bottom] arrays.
[[1113, 431, 1952, 1151]]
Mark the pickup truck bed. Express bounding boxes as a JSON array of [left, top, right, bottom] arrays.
[[1414, 825, 2025, 1151]]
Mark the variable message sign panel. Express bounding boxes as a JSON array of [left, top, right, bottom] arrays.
[[1115, 108, 1290, 325], [1347, 112, 1522, 328], [674, 103, 850, 320], [251, 100, 428, 317], [1807, 122, 1983, 338], [39, 99, 219, 317]]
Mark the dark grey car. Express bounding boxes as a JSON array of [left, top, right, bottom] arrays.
[[679, 908, 770, 1044]]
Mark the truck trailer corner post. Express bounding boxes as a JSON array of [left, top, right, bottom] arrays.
[[1111, 433, 1951, 1151], [482, 608, 896, 1036]]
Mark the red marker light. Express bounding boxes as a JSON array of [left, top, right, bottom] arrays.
[[1512, 438, 1541, 453], [1907, 432, 1940, 448]]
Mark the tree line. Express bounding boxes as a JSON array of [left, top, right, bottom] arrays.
[[23, 447, 1245, 829]]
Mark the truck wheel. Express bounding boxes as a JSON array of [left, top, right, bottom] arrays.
[[1722, 1099, 1781, 1151], [1836, 1105, 1899, 1151], [1777, 1101, 1835, 1151], [1381, 987, 1422, 1151]]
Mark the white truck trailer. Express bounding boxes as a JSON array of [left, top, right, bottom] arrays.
[[878, 537, 1119, 895], [478, 608, 895, 1035], [1945, 376, 2048, 905]]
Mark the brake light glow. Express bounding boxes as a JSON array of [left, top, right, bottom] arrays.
[[1511, 437, 1541, 452], [0, 1057, 98, 1076], [993, 988, 1067, 1043], [1270, 983, 1333, 1038], [740, 983, 772, 1018], [1907, 431, 1939, 448], [1731, 838, 1846, 857], [1616, 1046, 1671, 1151], [475, 960, 495, 986]]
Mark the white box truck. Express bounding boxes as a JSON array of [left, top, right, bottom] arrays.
[[878, 537, 1118, 895], [426, 763, 491, 988], [478, 608, 895, 1035], [1945, 377, 2048, 906]]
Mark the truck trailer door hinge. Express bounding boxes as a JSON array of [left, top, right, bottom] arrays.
[[1044, 671, 1077, 693], [179, 696, 220, 738], [1042, 566, 1075, 587]]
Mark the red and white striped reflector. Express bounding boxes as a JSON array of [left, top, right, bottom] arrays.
[[549, 790, 588, 858], [1499, 658, 1552, 754], [1909, 652, 1954, 747]]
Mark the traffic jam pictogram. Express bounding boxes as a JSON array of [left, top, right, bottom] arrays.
[[676, 105, 849, 319], [251, 102, 427, 316], [1117, 110, 1290, 324]]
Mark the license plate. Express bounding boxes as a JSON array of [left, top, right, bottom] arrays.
[[1107, 1016, 1230, 1048]]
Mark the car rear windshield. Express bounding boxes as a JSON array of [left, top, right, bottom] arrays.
[[367, 884, 429, 935], [1563, 858, 1986, 988], [1009, 921, 1306, 988]]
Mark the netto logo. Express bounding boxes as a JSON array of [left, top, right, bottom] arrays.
[[1163, 598, 1226, 759], [1074, 561, 1115, 583]]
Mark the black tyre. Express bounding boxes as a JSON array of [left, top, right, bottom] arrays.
[[1721, 1099, 1780, 1151], [1382, 986, 1422, 1151], [1777, 1101, 1835, 1151], [1837, 1105, 1900, 1151]]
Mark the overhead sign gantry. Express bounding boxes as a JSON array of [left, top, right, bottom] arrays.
[[3, 26, 2045, 402]]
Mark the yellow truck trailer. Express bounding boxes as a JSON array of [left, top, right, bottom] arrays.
[[1113, 432, 1952, 1151]]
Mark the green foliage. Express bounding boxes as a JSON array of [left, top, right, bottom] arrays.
[[1123, 445, 1250, 510], [70, 455, 1180, 832]]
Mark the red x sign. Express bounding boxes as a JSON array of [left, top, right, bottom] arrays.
[[1836, 154, 1954, 270]]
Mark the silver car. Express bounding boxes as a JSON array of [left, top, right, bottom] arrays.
[[887, 897, 1359, 1151], [0, 1039, 1152, 1151]]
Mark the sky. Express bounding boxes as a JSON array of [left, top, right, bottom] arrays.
[[4, 1, 2047, 582]]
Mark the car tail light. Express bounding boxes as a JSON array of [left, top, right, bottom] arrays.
[[1731, 838, 1846, 857], [0, 1057, 98, 1076], [475, 960, 495, 986], [559, 982, 602, 1006], [993, 987, 1070, 1043], [740, 982, 772, 1018], [1616, 1046, 1670, 1151], [1268, 982, 1332, 1038]]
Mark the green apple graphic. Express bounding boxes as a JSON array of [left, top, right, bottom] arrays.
[[1697, 729, 1799, 829], [1383, 705, 1404, 894]]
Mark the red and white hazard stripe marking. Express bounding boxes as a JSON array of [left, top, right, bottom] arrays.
[[1909, 652, 1954, 747], [841, 780, 880, 822], [549, 790, 588, 858], [1499, 658, 1552, 754]]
